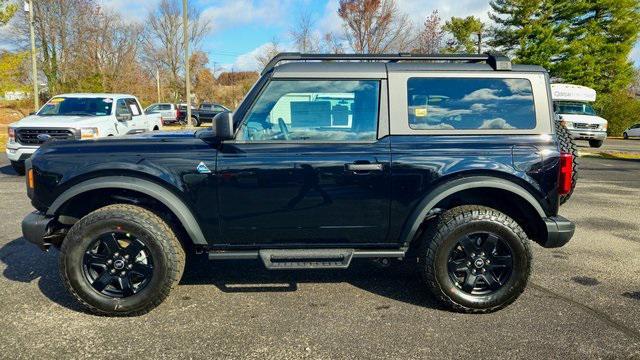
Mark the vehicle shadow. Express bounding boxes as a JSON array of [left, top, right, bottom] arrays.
[[0, 237, 84, 312], [0, 164, 18, 176], [0, 237, 441, 313]]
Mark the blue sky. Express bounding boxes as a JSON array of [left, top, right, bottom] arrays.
[[4, 0, 640, 71]]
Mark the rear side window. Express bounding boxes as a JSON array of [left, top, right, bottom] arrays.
[[158, 104, 172, 110], [407, 78, 536, 130]]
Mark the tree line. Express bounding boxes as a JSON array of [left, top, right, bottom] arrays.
[[0, 0, 639, 133]]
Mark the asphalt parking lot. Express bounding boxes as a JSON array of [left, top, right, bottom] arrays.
[[0, 155, 639, 359]]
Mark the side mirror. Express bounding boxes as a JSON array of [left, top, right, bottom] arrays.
[[116, 113, 132, 121], [212, 112, 234, 140]]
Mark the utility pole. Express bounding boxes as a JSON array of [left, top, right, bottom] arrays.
[[27, 0, 39, 111], [156, 68, 161, 103], [182, 0, 192, 127]]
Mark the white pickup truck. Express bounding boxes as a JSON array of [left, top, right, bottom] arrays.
[[6, 93, 162, 175], [551, 84, 608, 148]]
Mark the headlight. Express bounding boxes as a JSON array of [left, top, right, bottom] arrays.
[[8, 127, 15, 144], [560, 120, 573, 129], [602, 122, 608, 130], [80, 127, 99, 139]]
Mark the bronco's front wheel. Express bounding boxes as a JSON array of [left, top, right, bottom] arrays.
[[418, 206, 532, 313], [60, 204, 185, 316]]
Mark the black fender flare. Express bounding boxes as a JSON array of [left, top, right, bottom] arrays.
[[399, 176, 547, 248], [46, 176, 207, 245]]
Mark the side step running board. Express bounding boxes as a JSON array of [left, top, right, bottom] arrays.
[[208, 249, 405, 270], [260, 249, 354, 270]]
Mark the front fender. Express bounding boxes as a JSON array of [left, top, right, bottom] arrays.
[[46, 176, 207, 245]]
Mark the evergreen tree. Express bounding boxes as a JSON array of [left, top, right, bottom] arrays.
[[443, 16, 485, 53], [554, 0, 640, 94], [488, 0, 561, 71]]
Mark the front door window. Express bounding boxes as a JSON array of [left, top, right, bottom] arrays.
[[238, 80, 380, 142]]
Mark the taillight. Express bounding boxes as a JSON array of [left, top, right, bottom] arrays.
[[558, 153, 573, 195]]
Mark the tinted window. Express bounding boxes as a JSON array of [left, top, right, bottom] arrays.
[[116, 99, 131, 115], [239, 80, 379, 141], [407, 78, 536, 130], [213, 105, 226, 111], [158, 104, 172, 110], [146, 105, 158, 113]]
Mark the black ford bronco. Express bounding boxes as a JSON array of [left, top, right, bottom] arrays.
[[21, 53, 577, 316]]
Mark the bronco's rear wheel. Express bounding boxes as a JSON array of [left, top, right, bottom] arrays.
[[60, 204, 185, 316], [418, 206, 532, 313]]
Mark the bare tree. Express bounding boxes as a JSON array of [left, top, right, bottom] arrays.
[[414, 10, 443, 53], [337, 0, 413, 53], [255, 39, 282, 70], [143, 0, 211, 101], [290, 10, 320, 53], [321, 33, 344, 54]]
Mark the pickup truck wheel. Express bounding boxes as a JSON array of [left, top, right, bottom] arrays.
[[10, 161, 25, 176], [193, 117, 201, 127], [418, 206, 532, 313], [588, 140, 603, 148], [59, 204, 185, 316], [555, 121, 578, 205]]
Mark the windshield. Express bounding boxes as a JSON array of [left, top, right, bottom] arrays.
[[554, 101, 596, 116], [38, 97, 114, 116]]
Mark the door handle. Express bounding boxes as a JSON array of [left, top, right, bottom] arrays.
[[345, 163, 383, 172]]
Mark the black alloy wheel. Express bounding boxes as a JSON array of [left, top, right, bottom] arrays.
[[83, 231, 154, 298], [447, 232, 513, 295]]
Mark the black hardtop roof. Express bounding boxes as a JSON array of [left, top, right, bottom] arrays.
[[262, 52, 548, 75]]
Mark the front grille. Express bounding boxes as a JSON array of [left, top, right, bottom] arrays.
[[16, 128, 76, 145], [573, 123, 599, 130]]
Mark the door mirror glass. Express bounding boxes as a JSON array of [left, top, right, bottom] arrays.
[[213, 112, 234, 140]]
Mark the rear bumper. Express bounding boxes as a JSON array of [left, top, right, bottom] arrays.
[[542, 216, 575, 248], [22, 211, 55, 250], [568, 129, 607, 141]]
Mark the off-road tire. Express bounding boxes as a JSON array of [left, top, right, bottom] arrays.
[[555, 121, 578, 204], [10, 161, 25, 176], [59, 204, 185, 316], [418, 206, 532, 313], [589, 140, 603, 148]]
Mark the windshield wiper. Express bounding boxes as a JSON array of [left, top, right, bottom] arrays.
[[63, 112, 95, 116]]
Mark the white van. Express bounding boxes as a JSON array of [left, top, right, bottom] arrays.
[[551, 84, 607, 148], [6, 93, 162, 174]]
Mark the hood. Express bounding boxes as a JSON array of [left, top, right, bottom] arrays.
[[558, 114, 607, 125], [9, 114, 110, 128], [127, 129, 198, 139]]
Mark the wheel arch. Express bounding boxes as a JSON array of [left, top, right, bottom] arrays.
[[47, 176, 207, 246], [400, 176, 549, 249]]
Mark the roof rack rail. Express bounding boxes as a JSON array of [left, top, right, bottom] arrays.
[[261, 52, 512, 75]]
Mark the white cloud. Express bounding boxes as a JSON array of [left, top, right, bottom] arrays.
[[479, 118, 516, 129], [96, 0, 159, 22], [218, 41, 293, 72]]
